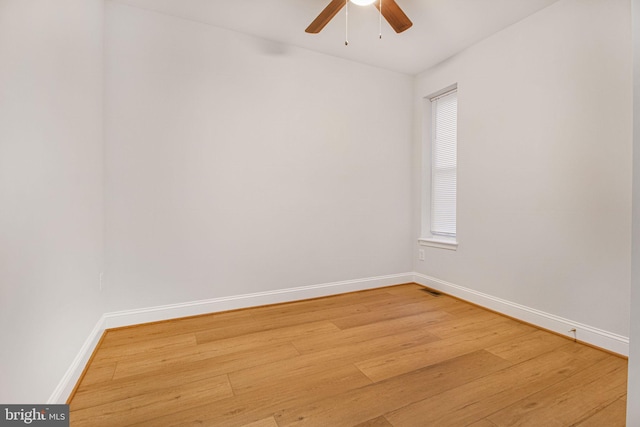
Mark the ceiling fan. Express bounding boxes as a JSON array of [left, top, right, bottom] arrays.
[[306, 0, 413, 34]]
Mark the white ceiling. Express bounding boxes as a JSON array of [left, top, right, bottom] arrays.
[[111, 0, 561, 75]]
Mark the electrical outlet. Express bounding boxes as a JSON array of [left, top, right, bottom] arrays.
[[418, 249, 425, 261]]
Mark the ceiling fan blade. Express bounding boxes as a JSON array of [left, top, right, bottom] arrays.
[[306, 0, 346, 33], [374, 0, 413, 33]]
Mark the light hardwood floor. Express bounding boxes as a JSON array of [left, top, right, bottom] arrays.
[[68, 283, 627, 426]]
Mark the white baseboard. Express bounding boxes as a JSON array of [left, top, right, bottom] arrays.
[[48, 315, 107, 404], [413, 272, 629, 356], [48, 272, 414, 403], [102, 273, 414, 329]]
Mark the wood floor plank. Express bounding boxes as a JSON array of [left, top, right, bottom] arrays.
[[487, 355, 627, 426], [273, 350, 512, 427], [426, 310, 526, 339], [75, 362, 116, 387], [240, 289, 411, 331], [574, 397, 627, 427], [129, 365, 373, 427], [382, 285, 490, 315], [109, 322, 336, 379], [248, 289, 397, 316], [229, 357, 372, 397], [355, 319, 533, 382], [70, 374, 233, 427], [239, 417, 279, 427], [485, 329, 569, 363], [112, 342, 300, 381], [291, 311, 446, 355], [229, 327, 439, 396], [246, 303, 372, 332], [352, 416, 394, 427], [92, 332, 197, 364], [557, 340, 612, 362], [466, 420, 499, 427], [358, 290, 459, 313], [194, 319, 340, 347], [101, 310, 257, 345], [384, 346, 600, 426], [331, 301, 451, 330], [357, 292, 425, 309], [72, 343, 298, 410], [382, 283, 432, 299]]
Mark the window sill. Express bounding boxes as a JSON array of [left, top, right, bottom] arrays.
[[419, 237, 458, 251]]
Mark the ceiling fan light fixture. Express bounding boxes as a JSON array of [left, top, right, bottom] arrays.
[[350, 0, 377, 6]]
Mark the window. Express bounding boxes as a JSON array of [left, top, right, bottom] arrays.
[[420, 87, 458, 250]]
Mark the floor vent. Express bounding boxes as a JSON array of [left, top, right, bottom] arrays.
[[420, 288, 441, 297]]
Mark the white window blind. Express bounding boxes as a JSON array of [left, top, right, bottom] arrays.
[[430, 89, 457, 237]]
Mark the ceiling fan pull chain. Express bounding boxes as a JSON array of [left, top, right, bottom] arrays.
[[345, 0, 349, 46], [379, 0, 382, 39]]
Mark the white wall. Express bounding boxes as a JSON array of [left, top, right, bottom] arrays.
[[414, 0, 632, 338], [103, 2, 413, 312], [0, 0, 104, 403]]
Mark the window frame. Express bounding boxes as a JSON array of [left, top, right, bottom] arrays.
[[419, 85, 459, 251]]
